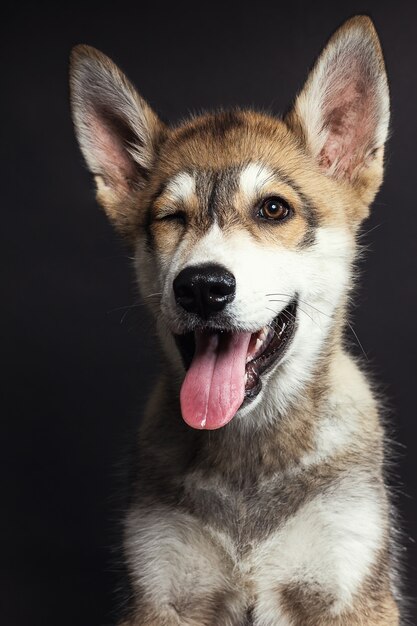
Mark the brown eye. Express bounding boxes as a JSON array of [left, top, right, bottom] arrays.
[[258, 197, 291, 221]]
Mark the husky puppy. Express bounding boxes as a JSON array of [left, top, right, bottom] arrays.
[[70, 15, 401, 625]]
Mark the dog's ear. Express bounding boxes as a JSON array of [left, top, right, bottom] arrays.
[[70, 45, 165, 234], [286, 16, 389, 206]]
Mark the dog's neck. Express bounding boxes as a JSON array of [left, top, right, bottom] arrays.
[[197, 351, 333, 482]]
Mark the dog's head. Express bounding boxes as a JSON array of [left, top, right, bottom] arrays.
[[70, 16, 389, 430]]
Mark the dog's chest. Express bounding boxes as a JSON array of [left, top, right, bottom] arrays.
[[182, 465, 383, 612], [181, 464, 318, 590], [183, 469, 286, 545], [182, 463, 319, 548]]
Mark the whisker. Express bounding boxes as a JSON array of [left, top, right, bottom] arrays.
[[120, 309, 131, 325], [265, 293, 367, 359], [345, 321, 368, 361], [265, 309, 288, 340], [265, 320, 283, 343], [357, 222, 383, 240], [267, 300, 319, 328], [107, 293, 162, 314], [266, 293, 331, 319], [265, 306, 297, 327], [108, 303, 143, 314], [266, 302, 296, 322]]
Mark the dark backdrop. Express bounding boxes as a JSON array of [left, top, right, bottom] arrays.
[[2, 2, 417, 625]]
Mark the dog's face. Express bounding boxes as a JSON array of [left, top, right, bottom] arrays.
[[70, 16, 389, 429], [134, 118, 359, 429]]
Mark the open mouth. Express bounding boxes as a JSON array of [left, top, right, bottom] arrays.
[[174, 300, 297, 430], [243, 299, 297, 397]]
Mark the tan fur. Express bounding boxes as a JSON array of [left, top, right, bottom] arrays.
[[145, 110, 366, 231]]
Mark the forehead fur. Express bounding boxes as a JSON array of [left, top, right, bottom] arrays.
[[146, 109, 366, 230], [162, 110, 301, 170]]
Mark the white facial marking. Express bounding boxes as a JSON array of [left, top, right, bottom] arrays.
[[156, 219, 354, 418], [239, 163, 275, 200], [165, 171, 196, 203]]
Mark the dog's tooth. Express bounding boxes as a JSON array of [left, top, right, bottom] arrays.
[[264, 328, 273, 343], [277, 323, 285, 338]]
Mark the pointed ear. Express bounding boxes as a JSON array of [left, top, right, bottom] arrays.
[[286, 16, 389, 204], [69, 45, 166, 233]]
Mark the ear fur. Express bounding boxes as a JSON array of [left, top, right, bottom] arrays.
[[70, 45, 165, 233], [286, 16, 390, 204]]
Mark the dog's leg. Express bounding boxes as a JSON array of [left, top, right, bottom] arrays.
[[250, 478, 400, 626], [269, 590, 399, 626], [122, 506, 245, 626], [249, 579, 400, 625]]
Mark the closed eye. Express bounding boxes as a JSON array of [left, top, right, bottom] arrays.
[[155, 211, 186, 225]]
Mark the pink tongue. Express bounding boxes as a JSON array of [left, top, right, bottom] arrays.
[[180, 331, 252, 430]]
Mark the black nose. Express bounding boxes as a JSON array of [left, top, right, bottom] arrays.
[[173, 263, 236, 319]]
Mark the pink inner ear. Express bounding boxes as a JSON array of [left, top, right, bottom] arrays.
[[319, 69, 376, 178], [88, 112, 136, 190]]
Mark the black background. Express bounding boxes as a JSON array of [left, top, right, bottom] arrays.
[[3, 2, 417, 625]]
